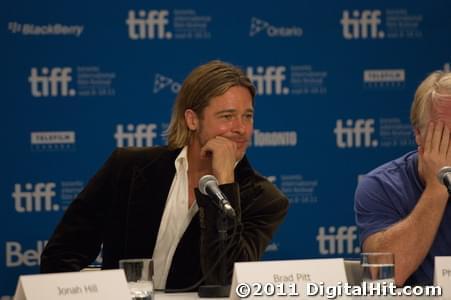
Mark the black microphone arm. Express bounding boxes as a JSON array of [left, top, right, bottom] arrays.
[[198, 175, 236, 218], [437, 166, 451, 195]]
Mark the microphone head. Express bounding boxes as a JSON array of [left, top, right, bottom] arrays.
[[437, 166, 451, 184], [199, 174, 218, 195]]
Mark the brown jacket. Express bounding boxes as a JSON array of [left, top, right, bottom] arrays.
[[40, 146, 288, 289]]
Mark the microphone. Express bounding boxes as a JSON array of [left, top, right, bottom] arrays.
[[437, 166, 451, 194], [199, 175, 236, 218]]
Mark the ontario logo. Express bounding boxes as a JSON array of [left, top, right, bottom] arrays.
[[153, 73, 181, 94], [249, 17, 303, 38]]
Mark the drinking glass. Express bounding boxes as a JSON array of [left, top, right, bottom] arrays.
[[119, 258, 154, 300], [361, 252, 395, 284]]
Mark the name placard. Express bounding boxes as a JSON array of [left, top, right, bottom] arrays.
[[434, 256, 451, 298], [14, 269, 130, 300], [230, 258, 348, 300]]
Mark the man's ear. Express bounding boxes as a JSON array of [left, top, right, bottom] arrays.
[[184, 109, 199, 131]]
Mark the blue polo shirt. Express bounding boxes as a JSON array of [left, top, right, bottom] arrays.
[[354, 150, 451, 285]]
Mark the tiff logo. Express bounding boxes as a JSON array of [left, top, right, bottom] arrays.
[[126, 10, 172, 40], [334, 119, 378, 148], [246, 66, 289, 95], [12, 183, 58, 212], [340, 10, 384, 39], [114, 124, 157, 147], [317, 226, 360, 255], [28, 67, 75, 97]]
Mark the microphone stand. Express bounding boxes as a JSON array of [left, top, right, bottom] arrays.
[[198, 212, 230, 298]]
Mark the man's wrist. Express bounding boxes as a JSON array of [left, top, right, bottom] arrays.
[[216, 173, 235, 185], [424, 183, 449, 200]]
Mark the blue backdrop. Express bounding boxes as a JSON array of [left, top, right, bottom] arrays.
[[2, 0, 451, 297]]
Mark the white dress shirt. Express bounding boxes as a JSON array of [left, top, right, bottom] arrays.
[[152, 146, 199, 289]]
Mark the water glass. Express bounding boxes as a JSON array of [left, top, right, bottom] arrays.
[[361, 252, 395, 284], [119, 258, 154, 300]]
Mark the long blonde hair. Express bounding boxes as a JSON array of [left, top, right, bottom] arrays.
[[165, 60, 255, 149]]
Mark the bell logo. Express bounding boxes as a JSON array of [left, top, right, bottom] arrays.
[[316, 226, 360, 255], [12, 183, 58, 213], [6, 240, 47, 267], [246, 66, 289, 96], [126, 10, 172, 40], [334, 119, 378, 148], [340, 10, 384, 39], [114, 124, 157, 147], [28, 67, 75, 97]]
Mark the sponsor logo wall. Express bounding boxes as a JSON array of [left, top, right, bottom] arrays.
[[2, 0, 451, 296]]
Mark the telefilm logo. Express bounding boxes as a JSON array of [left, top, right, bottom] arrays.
[[153, 73, 181, 94], [363, 69, 405, 88], [317, 226, 360, 255], [340, 10, 384, 39], [12, 183, 58, 213], [5, 240, 47, 267], [246, 66, 289, 96], [28, 67, 75, 97], [249, 17, 303, 38], [8, 21, 84, 37], [30, 131, 76, 151], [334, 119, 378, 148], [114, 123, 158, 147], [126, 10, 172, 40]]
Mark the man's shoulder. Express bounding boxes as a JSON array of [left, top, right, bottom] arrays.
[[366, 150, 417, 180], [356, 150, 420, 202], [109, 146, 181, 169]]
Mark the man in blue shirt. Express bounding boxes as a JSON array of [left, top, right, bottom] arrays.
[[355, 71, 451, 286]]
